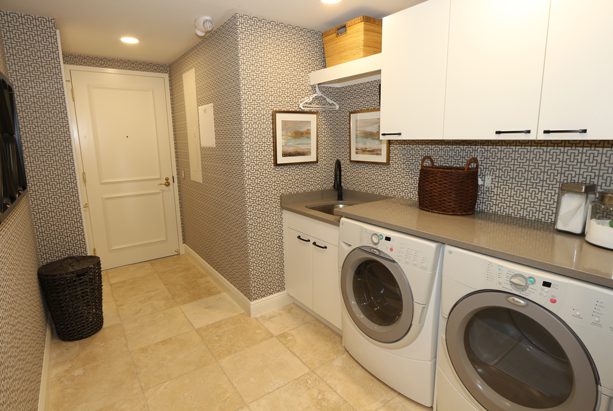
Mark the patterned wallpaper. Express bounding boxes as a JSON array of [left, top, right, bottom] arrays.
[[0, 28, 7, 75], [0, 197, 45, 410], [0, 11, 86, 264], [169, 16, 253, 298], [63, 53, 169, 73], [171, 13, 613, 302], [324, 80, 613, 223], [237, 15, 334, 300]]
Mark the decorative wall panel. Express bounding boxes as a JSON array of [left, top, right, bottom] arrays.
[[63, 53, 169, 73], [0, 197, 45, 410], [0, 11, 87, 263]]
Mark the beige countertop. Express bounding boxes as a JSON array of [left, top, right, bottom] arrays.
[[334, 198, 613, 289], [280, 189, 388, 226]]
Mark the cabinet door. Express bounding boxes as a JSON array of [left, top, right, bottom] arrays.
[[538, 1, 613, 140], [444, 0, 550, 140], [311, 239, 341, 329], [284, 228, 313, 308], [380, 0, 450, 140]]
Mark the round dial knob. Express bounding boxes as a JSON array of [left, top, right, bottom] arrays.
[[509, 274, 529, 291], [370, 233, 380, 245]]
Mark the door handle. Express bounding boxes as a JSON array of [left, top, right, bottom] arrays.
[[158, 177, 171, 187]]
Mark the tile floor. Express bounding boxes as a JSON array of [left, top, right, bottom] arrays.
[[47, 255, 431, 411]]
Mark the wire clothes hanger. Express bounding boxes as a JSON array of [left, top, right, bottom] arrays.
[[299, 84, 339, 111]]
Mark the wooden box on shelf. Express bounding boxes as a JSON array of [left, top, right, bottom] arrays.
[[323, 16, 382, 67]]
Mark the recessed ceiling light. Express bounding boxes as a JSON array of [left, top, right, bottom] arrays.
[[120, 36, 139, 45], [321, 0, 342, 4]]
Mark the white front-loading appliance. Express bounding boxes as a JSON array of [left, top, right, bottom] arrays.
[[436, 246, 613, 411], [339, 218, 443, 407]]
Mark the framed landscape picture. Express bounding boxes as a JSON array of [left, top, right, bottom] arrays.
[[273, 111, 318, 165], [349, 109, 389, 164]]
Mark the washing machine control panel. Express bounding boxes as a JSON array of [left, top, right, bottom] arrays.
[[486, 263, 562, 309], [358, 227, 435, 273]]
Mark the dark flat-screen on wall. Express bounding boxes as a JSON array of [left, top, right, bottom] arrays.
[[0, 73, 27, 222]]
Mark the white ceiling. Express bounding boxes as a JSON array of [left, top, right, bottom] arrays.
[[0, 0, 418, 64]]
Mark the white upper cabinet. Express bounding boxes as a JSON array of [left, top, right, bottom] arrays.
[[443, 0, 550, 140], [538, 1, 613, 140], [379, 0, 450, 140]]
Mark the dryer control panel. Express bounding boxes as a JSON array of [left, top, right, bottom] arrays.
[[486, 262, 565, 309]]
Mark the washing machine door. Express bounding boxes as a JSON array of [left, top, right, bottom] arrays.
[[446, 291, 599, 411], [341, 246, 413, 344]]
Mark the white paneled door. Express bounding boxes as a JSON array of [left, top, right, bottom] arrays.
[[69, 69, 180, 269]]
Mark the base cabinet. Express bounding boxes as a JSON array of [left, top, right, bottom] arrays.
[[283, 211, 341, 329]]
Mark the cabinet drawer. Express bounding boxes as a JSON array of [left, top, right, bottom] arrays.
[[282, 211, 339, 245]]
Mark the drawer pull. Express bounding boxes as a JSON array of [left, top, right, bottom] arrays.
[[381, 132, 402, 137], [297, 235, 310, 243], [495, 130, 531, 135], [313, 242, 328, 250], [543, 129, 587, 134]]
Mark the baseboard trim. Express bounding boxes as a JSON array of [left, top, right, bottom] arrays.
[[183, 244, 292, 317], [38, 321, 51, 411], [250, 291, 293, 317]]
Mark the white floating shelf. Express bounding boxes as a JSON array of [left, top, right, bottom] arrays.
[[309, 53, 382, 87]]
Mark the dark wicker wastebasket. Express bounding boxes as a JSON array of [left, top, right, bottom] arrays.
[[38, 256, 103, 341]]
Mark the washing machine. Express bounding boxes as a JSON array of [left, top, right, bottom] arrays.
[[435, 246, 613, 411], [339, 218, 443, 407]]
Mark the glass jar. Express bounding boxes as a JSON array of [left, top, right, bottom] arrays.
[[554, 183, 597, 234], [585, 191, 613, 250]]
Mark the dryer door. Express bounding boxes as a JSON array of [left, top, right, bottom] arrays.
[[341, 246, 414, 343], [445, 291, 598, 411]]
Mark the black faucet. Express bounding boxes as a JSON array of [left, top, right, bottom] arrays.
[[333, 159, 343, 201]]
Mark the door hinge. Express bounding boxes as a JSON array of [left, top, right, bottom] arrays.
[[172, 176, 175, 183], [82, 171, 87, 184], [93, 247, 97, 256]]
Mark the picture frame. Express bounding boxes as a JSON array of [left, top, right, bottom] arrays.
[[273, 111, 318, 165], [349, 109, 389, 164]]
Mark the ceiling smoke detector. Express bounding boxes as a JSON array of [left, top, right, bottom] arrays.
[[194, 16, 214, 37]]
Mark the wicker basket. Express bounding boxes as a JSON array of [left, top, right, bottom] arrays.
[[323, 16, 382, 67], [418, 156, 479, 215], [38, 256, 103, 341]]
